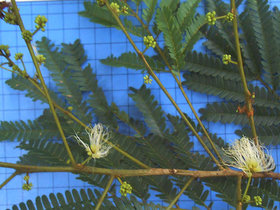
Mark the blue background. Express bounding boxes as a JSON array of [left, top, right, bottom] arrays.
[[0, 0, 280, 209]]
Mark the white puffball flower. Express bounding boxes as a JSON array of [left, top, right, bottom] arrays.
[[74, 123, 112, 159], [223, 136, 275, 176]]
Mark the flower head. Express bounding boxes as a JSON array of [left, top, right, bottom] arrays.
[[144, 75, 152, 84], [120, 181, 132, 196], [206, 11, 216, 25], [223, 136, 275, 176], [74, 123, 112, 159]]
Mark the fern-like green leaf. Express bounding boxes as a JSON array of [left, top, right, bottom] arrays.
[[245, 0, 279, 90], [156, 6, 184, 71], [36, 37, 92, 124], [177, 0, 201, 30], [143, 0, 158, 24], [236, 125, 280, 145], [183, 73, 280, 109], [184, 51, 248, 81], [129, 85, 166, 137], [101, 52, 165, 73], [79, 2, 118, 27], [200, 102, 280, 126]]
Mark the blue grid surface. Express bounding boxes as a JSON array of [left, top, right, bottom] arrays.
[[0, 0, 279, 209]]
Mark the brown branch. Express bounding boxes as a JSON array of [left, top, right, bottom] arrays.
[[1, 161, 280, 180]]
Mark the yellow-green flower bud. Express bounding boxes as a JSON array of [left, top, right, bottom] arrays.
[[226, 12, 234, 22], [143, 75, 152, 84], [143, 35, 156, 48], [222, 54, 231, 65], [242, 195, 251, 203], [121, 6, 129, 15], [36, 54, 46, 65], [35, 15, 47, 32], [12, 65, 20, 71], [254, 196, 262, 206], [4, 13, 17, 25], [97, 0, 105, 7], [22, 30, 33, 42], [120, 181, 132, 196], [110, 2, 120, 15], [206, 11, 216, 25], [22, 183, 33, 191], [23, 175, 29, 181], [15, 53, 23, 60]]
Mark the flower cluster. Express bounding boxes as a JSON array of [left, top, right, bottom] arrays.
[[223, 136, 275, 176], [35, 15, 48, 32], [254, 196, 262, 206], [144, 75, 152, 84], [14, 53, 23, 60], [36, 54, 46, 65], [22, 30, 33, 42], [97, 0, 105, 7], [74, 123, 112, 159], [226, 12, 234, 22], [206, 11, 216, 25], [4, 13, 17, 25], [0, 44, 10, 57], [110, 2, 120, 15], [144, 35, 156, 48], [22, 175, 33, 191], [120, 181, 132, 196], [121, 6, 129, 15], [222, 54, 231, 65]]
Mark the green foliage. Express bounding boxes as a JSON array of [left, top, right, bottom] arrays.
[[143, 0, 158, 24], [101, 52, 166, 73], [10, 188, 165, 210], [129, 85, 166, 137], [156, 6, 184, 71]]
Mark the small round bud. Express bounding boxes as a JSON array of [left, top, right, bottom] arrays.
[[15, 53, 23, 60], [120, 181, 132, 197], [254, 196, 262, 206], [22, 30, 33, 42], [206, 11, 216, 25], [242, 195, 251, 203], [36, 54, 46, 65], [143, 35, 156, 48], [96, 0, 105, 7], [110, 2, 120, 15], [12, 65, 20, 71], [67, 106, 73, 111], [222, 54, 231, 65], [121, 6, 129, 15], [35, 15, 47, 32], [143, 75, 152, 84], [226, 12, 234, 22]]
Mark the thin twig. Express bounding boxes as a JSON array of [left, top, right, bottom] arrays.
[[167, 177, 195, 210], [11, 0, 76, 166], [236, 176, 242, 210], [96, 175, 115, 210], [0, 171, 19, 189]]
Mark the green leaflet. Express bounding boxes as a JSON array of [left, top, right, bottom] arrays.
[[177, 0, 201, 30], [129, 85, 166, 137], [82, 64, 118, 128], [200, 102, 280, 126], [184, 51, 248, 81], [79, 1, 145, 37], [5, 75, 64, 106], [183, 73, 279, 109], [156, 6, 184, 71], [143, 0, 158, 24], [36, 37, 92, 124], [79, 1, 118, 27], [236, 125, 280, 145], [245, 0, 279, 90], [101, 52, 166, 73], [11, 188, 164, 210]]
